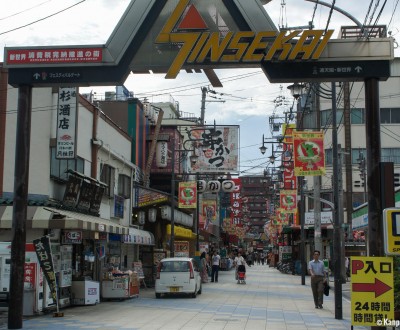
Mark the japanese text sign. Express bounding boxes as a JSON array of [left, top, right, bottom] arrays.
[[56, 87, 77, 159], [351, 256, 394, 327], [33, 236, 58, 303]]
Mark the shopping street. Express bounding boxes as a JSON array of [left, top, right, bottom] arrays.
[[0, 264, 362, 330]]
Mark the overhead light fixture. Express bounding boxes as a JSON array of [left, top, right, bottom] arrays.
[[287, 82, 305, 100]]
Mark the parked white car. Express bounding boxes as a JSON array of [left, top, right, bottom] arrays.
[[155, 257, 202, 298]]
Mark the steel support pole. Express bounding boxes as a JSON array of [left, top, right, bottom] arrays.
[[9, 85, 32, 329], [299, 176, 306, 285], [196, 173, 200, 254], [170, 142, 175, 258], [365, 78, 384, 257], [331, 82, 343, 320], [365, 76, 385, 330]]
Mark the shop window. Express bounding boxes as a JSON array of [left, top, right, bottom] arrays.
[[118, 174, 131, 199], [100, 164, 115, 198], [50, 147, 84, 182]]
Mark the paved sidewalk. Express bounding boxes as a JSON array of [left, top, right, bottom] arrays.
[[0, 264, 363, 329]]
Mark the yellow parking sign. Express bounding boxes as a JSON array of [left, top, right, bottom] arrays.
[[383, 208, 400, 255], [351, 256, 394, 327]]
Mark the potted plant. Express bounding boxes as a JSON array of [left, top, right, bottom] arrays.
[[393, 256, 400, 320]]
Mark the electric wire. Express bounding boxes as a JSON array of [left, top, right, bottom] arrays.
[[0, 0, 52, 21], [0, 1, 86, 36]]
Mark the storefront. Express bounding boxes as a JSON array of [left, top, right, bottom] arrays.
[[0, 205, 129, 309]]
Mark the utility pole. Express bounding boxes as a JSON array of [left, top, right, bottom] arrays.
[[331, 82, 343, 320], [200, 87, 207, 125], [313, 85, 322, 253]]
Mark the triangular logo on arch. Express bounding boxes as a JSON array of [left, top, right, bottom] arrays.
[[177, 4, 208, 30]]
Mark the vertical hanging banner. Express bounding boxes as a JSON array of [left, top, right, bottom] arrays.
[[282, 124, 297, 190], [33, 236, 58, 303], [178, 181, 197, 208], [202, 200, 217, 230], [56, 87, 77, 159], [293, 131, 325, 176], [280, 190, 297, 213], [230, 178, 242, 226]]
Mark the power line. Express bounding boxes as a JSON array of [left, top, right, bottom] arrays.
[[0, 0, 86, 36], [0, 0, 52, 21]]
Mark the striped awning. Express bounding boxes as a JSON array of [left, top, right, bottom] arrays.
[[0, 206, 129, 235], [122, 228, 155, 245]]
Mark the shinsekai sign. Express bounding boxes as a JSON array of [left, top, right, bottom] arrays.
[[155, 0, 333, 79], [4, 0, 340, 87]]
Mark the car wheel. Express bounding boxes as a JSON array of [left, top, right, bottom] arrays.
[[198, 283, 202, 294], [155, 293, 161, 299], [191, 287, 197, 298]]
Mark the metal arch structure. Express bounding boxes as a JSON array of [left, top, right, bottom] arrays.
[[4, 0, 394, 87], [2, 0, 398, 327]]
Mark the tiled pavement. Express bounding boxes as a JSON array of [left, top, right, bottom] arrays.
[[0, 265, 365, 329]]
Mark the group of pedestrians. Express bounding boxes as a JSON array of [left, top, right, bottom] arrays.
[[199, 250, 221, 283]]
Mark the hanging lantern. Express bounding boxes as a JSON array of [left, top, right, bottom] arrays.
[[138, 211, 145, 225], [197, 180, 207, 193], [143, 100, 151, 117], [207, 180, 221, 192], [156, 141, 168, 168], [148, 208, 157, 223], [221, 180, 235, 192]]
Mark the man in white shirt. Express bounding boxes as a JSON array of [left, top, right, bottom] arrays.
[[308, 250, 327, 309], [211, 251, 221, 282]]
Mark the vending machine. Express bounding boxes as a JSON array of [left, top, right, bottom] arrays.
[[0, 243, 54, 315]]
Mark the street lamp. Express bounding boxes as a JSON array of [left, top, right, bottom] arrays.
[[287, 82, 305, 100]]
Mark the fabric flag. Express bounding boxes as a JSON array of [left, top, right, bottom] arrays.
[[293, 131, 325, 176], [178, 181, 197, 208], [33, 236, 58, 303]]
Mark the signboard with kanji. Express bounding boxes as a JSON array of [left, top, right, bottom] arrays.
[[383, 208, 400, 255], [351, 256, 394, 327]]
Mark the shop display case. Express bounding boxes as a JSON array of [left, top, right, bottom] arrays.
[[71, 280, 100, 305], [101, 272, 139, 300]]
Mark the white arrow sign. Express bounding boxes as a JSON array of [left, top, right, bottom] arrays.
[[355, 66, 363, 73]]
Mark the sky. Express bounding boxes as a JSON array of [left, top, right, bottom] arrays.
[[1, 0, 399, 175]]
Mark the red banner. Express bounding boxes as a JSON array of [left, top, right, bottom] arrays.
[[178, 181, 197, 208], [230, 178, 242, 226], [293, 131, 325, 176], [280, 190, 297, 213]]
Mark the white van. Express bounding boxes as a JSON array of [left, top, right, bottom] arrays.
[[155, 257, 202, 298]]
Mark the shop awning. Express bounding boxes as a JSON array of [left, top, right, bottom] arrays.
[[0, 206, 129, 235], [122, 228, 155, 245]]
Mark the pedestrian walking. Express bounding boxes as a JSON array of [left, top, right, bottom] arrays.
[[234, 252, 246, 280], [308, 250, 327, 309], [260, 252, 265, 265], [211, 251, 221, 282], [200, 252, 209, 283]]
